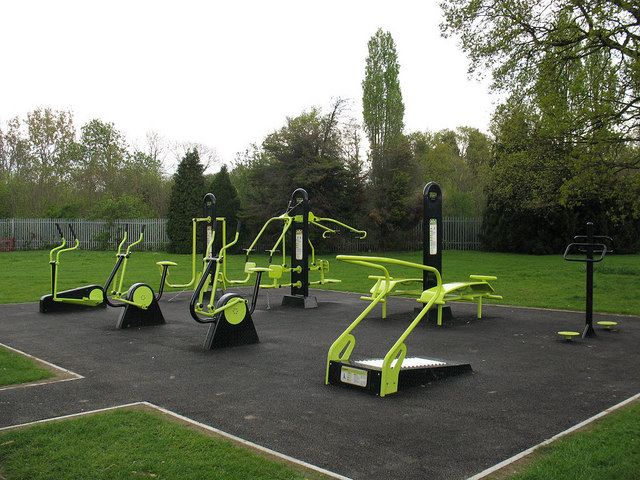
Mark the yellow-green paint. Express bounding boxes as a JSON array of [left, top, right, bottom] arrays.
[[326, 256, 444, 397]]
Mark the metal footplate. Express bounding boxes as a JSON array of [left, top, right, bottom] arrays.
[[327, 356, 472, 396]]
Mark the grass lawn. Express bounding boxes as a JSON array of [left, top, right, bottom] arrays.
[[496, 400, 640, 480], [0, 346, 53, 388], [0, 408, 329, 480], [1, 249, 639, 315]]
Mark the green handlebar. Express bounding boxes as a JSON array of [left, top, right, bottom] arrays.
[[336, 255, 441, 285]]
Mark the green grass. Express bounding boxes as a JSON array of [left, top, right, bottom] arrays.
[[0, 346, 53, 387], [2, 249, 639, 315], [0, 408, 328, 480], [501, 401, 640, 480]]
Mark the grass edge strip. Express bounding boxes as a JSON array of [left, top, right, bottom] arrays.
[[467, 392, 640, 480], [0, 401, 352, 480], [0, 342, 83, 392]]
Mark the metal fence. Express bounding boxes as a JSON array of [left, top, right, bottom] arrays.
[[0, 217, 482, 252], [0, 218, 169, 251], [322, 217, 482, 253]]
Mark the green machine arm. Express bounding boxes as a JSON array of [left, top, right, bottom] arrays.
[[309, 214, 367, 239], [326, 256, 443, 396]]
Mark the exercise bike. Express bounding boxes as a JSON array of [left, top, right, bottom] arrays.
[[104, 225, 171, 329], [189, 219, 261, 349], [39, 223, 106, 313]]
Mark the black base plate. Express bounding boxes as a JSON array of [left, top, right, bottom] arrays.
[[204, 293, 259, 349], [327, 358, 472, 396], [115, 284, 165, 329], [282, 294, 318, 309], [116, 299, 165, 329], [39, 285, 106, 313]]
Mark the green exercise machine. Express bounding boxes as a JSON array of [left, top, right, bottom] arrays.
[[104, 225, 170, 329], [325, 256, 472, 397], [188, 194, 260, 349], [40, 223, 107, 313], [159, 193, 217, 297], [357, 182, 501, 324], [559, 222, 616, 340], [242, 187, 366, 309]]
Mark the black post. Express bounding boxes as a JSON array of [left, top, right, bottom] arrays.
[[423, 182, 443, 289], [282, 188, 318, 308], [422, 182, 451, 322], [583, 222, 596, 338]]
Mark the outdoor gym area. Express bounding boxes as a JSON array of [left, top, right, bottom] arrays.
[[1, 184, 638, 480]]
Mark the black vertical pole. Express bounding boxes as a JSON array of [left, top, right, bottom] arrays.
[[423, 182, 443, 290], [282, 188, 317, 308], [422, 182, 451, 321], [290, 188, 309, 298], [583, 221, 596, 338]]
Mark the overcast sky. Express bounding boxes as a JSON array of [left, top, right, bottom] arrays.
[[0, 0, 495, 171]]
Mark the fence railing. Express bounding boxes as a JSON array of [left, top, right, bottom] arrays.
[[0, 217, 482, 252], [0, 218, 169, 251]]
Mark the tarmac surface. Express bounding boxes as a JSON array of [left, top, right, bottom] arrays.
[[0, 289, 638, 480]]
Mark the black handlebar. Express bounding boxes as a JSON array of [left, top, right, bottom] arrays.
[[141, 224, 146, 234], [55, 223, 64, 238], [68, 224, 77, 240], [563, 243, 608, 263]]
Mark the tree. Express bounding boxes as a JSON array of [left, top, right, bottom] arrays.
[[362, 28, 405, 186], [231, 103, 366, 241], [77, 119, 128, 195], [409, 128, 490, 217], [209, 164, 241, 251], [440, 0, 640, 167], [166, 149, 207, 253], [441, 1, 640, 251], [362, 29, 419, 246]]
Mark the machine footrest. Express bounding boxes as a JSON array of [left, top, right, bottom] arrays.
[[39, 285, 106, 313], [327, 357, 471, 396], [596, 321, 618, 330]]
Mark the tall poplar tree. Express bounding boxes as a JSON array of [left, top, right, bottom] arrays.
[[362, 28, 405, 187], [362, 29, 417, 247]]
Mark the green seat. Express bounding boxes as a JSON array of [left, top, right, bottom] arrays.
[[597, 321, 618, 330], [558, 331, 580, 340], [268, 264, 284, 279], [156, 261, 178, 267]]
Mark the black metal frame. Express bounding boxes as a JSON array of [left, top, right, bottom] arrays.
[[563, 222, 613, 338]]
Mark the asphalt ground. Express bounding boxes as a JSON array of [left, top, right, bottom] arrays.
[[0, 289, 638, 480]]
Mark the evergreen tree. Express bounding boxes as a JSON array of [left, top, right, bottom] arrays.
[[209, 164, 241, 251], [167, 149, 206, 253]]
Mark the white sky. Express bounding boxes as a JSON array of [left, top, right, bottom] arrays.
[[0, 0, 495, 172]]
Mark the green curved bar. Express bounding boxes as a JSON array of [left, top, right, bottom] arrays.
[[326, 255, 443, 395], [312, 216, 367, 239]]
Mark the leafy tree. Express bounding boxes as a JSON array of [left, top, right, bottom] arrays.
[[232, 102, 366, 244], [440, 0, 640, 180], [166, 149, 207, 253], [0, 109, 78, 216], [89, 194, 154, 221], [124, 151, 170, 217], [441, 1, 640, 251], [76, 119, 128, 195]]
